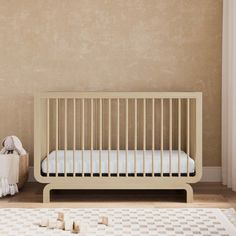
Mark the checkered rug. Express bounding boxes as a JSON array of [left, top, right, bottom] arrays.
[[0, 208, 236, 236]]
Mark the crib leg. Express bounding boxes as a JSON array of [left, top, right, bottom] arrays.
[[183, 184, 193, 203], [43, 184, 52, 203]]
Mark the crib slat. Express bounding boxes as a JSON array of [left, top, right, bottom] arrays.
[[64, 98, 67, 177], [91, 99, 93, 177], [169, 98, 172, 176], [160, 99, 163, 177], [143, 99, 146, 177], [126, 98, 128, 177], [134, 99, 137, 177], [108, 98, 111, 177], [81, 99, 85, 177], [187, 98, 190, 177], [178, 98, 181, 177], [117, 99, 120, 177], [99, 98, 102, 177], [73, 98, 76, 177], [152, 98, 155, 177], [46, 98, 49, 177], [55, 99, 58, 177]]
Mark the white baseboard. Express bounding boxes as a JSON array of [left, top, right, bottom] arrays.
[[28, 166, 222, 183], [201, 166, 222, 182], [28, 166, 35, 182]]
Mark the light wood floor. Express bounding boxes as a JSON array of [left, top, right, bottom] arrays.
[[0, 182, 236, 209]]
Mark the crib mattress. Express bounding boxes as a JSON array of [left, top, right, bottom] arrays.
[[41, 150, 195, 175]]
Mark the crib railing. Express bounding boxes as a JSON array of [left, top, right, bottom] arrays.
[[34, 92, 202, 183]]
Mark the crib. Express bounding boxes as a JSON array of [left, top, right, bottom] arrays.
[[34, 92, 202, 203]]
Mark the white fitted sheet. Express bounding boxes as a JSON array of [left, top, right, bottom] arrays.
[[41, 150, 195, 174]]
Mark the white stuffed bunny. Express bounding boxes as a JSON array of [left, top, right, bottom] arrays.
[[0, 136, 26, 155]]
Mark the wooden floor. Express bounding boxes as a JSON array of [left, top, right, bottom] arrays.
[[0, 182, 236, 209]]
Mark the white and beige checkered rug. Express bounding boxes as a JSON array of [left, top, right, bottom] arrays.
[[0, 208, 236, 236]]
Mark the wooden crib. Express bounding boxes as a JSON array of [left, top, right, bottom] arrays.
[[34, 92, 202, 203]]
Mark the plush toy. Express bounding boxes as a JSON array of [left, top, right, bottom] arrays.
[[0, 136, 26, 155]]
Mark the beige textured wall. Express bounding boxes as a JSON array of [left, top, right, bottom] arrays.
[[0, 0, 222, 166]]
